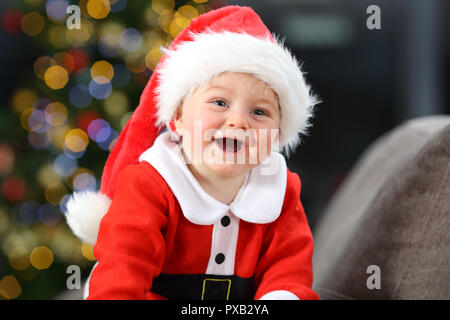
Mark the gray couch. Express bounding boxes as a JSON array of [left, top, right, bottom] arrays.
[[312, 115, 450, 299]]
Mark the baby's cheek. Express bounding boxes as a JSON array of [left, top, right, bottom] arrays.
[[201, 117, 221, 134], [259, 131, 276, 156]]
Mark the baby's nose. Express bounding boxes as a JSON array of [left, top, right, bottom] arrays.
[[225, 110, 248, 130]]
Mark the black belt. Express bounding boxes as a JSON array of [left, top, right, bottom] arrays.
[[151, 273, 255, 300]]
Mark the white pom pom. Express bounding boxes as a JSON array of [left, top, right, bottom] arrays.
[[64, 191, 112, 245]]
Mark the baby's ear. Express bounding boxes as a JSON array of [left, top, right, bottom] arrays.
[[171, 109, 183, 135], [173, 109, 182, 121]]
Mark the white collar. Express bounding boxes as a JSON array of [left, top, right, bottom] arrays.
[[139, 131, 287, 225]]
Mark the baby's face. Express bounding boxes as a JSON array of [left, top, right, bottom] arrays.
[[173, 72, 281, 179]]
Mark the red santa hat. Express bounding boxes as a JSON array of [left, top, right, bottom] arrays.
[[65, 5, 318, 245]]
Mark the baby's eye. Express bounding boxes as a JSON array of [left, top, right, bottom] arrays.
[[252, 109, 266, 116], [212, 100, 227, 108]]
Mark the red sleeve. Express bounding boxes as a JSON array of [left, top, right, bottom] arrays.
[[254, 169, 319, 300], [87, 163, 169, 300]]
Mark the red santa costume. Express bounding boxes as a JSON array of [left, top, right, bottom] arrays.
[[64, 5, 319, 300]]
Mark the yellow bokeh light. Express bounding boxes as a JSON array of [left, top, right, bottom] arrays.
[[91, 60, 114, 84], [21, 12, 45, 36], [12, 89, 37, 114], [44, 65, 69, 90], [152, 0, 175, 15], [98, 21, 124, 38], [65, 129, 89, 153], [87, 0, 111, 19], [8, 247, 30, 271], [193, 0, 208, 3], [34, 56, 57, 80], [171, 5, 198, 36], [81, 243, 96, 261], [30, 246, 54, 270], [143, 28, 167, 49], [98, 22, 124, 54], [104, 91, 128, 117], [145, 47, 163, 71], [65, 19, 93, 47], [0, 275, 22, 300], [124, 51, 146, 73], [176, 5, 199, 22], [20, 108, 34, 132], [44, 181, 67, 205], [45, 102, 68, 126], [50, 231, 75, 262], [169, 19, 185, 37], [174, 16, 190, 29], [1, 231, 38, 259], [144, 6, 159, 27], [159, 9, 175, 34], [37, 164, 61, 187], [48, 124, 69, 150], [48, 25, 68, 48]]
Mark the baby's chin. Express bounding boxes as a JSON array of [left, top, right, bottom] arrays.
[[200, 160, 257, 179], [183, 143, 271, 178]]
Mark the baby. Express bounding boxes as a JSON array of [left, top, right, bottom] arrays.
[[173, 71, 281, 206], [65, 5, 319, 300]]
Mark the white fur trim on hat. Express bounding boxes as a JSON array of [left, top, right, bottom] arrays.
[[64, 191, 112, 245], [155, 30, 318, 156]]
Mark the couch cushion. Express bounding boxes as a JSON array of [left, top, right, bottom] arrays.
[[312, 116, 450, 299]]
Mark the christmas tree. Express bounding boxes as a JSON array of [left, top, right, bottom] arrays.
[[0, 0, 218, 299]]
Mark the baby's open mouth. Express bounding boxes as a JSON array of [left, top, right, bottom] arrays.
[[212, 136, 244, 153]]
